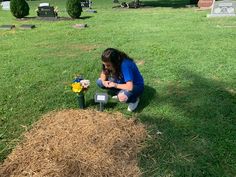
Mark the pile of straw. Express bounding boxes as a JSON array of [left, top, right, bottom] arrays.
[[0, 109, 147, 177]]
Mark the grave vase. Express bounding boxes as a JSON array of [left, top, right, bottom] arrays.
[[77, 93, 85, 109]]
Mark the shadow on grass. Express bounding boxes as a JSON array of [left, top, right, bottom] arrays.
[[15, 17, 37, 21], [139, 70, 236, 177], [17, 16, 93, 21], [79, 16, 93, 20], [113, 0, 195, 9], [141, 0, 189, 8], [136, 85, 157, 112]]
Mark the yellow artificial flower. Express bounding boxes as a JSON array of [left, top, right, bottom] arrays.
[[72, 82, 83, 93]]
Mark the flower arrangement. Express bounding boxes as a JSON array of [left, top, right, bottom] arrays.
[[71, 75, 90, 109], [71, 76, 90, 95]]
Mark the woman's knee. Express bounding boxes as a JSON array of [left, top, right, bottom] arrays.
[[118, 90, 140, 103], [96, 79, 104, 88], [118, 92, 128, 103]]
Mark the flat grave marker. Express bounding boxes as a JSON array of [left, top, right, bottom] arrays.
[[85, 9, 97, 13], [0, 25, 15, 30], [19, 24, 36, 30], [73, 24, 88, 29]]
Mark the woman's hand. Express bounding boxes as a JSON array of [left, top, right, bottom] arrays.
[[102, 81, 111, 88], [107, 81, 117, 88], [102, 81, 116, 88], [103, 81, 133, 91]]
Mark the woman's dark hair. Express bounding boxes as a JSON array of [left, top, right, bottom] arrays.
[[101, 48, 133, 79]]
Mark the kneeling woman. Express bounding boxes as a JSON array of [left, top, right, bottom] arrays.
[[97, 48, 144, 111]]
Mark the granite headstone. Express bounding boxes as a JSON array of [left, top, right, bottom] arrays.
[[207, 0, 236, 17], [1, 1, 10, 10]]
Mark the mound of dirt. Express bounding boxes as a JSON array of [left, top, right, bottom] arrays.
[[0, 109, 147, 177]]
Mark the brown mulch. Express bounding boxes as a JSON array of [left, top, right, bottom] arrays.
[[0, 109, 147, 177]]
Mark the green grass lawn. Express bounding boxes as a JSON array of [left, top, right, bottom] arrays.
[[0, 0, 236, 176]]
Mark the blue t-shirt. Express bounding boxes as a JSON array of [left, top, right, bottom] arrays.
[[119, 59, 144, 86]]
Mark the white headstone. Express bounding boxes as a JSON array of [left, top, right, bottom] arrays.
[[1, 1, 10, 11], [207, 0, 236, 17], [39, 3, 50, 7]]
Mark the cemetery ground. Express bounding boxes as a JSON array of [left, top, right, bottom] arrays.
[[0, 0, 236, 176]]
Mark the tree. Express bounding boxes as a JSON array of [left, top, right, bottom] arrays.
[[66, 0, 82, 19], [10, 0, 29, 18]]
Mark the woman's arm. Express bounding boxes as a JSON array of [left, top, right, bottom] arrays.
[[99, 71, 111, 87], [107, 81, 133, 91], [100, 71, 107, 81]]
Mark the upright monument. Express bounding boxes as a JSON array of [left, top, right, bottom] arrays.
[[207, 0, 236, 17], [198, 0, 213, 9]]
